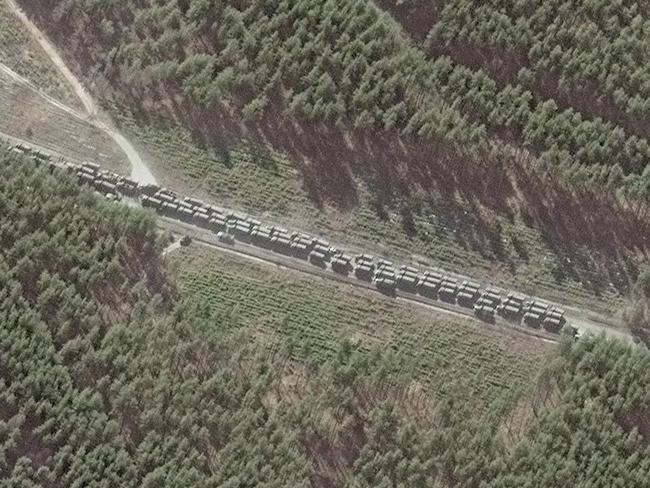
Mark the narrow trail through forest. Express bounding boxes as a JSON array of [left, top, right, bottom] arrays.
[[3, 0, 157, 185]]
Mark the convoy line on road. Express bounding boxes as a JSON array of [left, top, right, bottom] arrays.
[[161, 217, 561, 345], [3, 138, 636, 345], [0, 2, 635, 347]]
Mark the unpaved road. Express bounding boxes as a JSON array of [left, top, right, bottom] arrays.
[[0, 63, 86, 119], [2, 0, 640, 347], [160, 216, 632, 346], [2, 125, 635, 347], [163, 219, 555, 344], [3, 0, 157, 185]]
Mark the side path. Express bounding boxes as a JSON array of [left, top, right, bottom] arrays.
[[3, 0, 157, 185]]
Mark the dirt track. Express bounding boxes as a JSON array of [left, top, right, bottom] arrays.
[[1, 124, 637, 346], [0, 0, 639, 347], [158, 216, 614, 346], [3, 0, 157, 185]]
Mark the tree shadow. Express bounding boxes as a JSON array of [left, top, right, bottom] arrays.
[[21, 0, 650, 300], [511, 160, 647, 295]]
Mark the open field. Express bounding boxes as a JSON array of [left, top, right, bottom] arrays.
[[0, 0, 80, 109], [170, 244, 553, 415], [0, 68, 128, 173], [116, 108, 627, 319]]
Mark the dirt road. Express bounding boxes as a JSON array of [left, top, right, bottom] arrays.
[[160, 216, 634, 346], [3, 0, 157, 185], [1, 0, 639, 348], [0, 125, 635, 346]]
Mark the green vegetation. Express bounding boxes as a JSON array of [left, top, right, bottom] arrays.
[[117, 109, 627, 316], [14, 0, 650, 321], [114, 109, 310, 215], [430, 0, 650, 122], [624, 265, 650, 343], [390, 0, 650, 196], [20, 0, 650, 194], [171, 245, 548, 413], [2, 152, 649, 487], [0, 3, 649, 486]]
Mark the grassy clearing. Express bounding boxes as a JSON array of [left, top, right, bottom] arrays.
[[170, 244, 552, 416], [117, 108, 625, 317], [0, 69, 128, 173], [0, 1, 80, 108]]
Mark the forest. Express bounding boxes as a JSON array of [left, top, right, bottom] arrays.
[[9, 0, 650, 321], [3, 2, 650, 484], [1, 148, 650, 486], [17, 0, 650, 205]]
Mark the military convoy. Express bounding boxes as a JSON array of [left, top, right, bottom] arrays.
[[15, 144, 569, 336]]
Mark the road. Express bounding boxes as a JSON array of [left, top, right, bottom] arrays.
[[3, 0, 157, 185], [0, 0, 638, 346], [0, 123, 637, 346], [162, 240, 182, 257], [158, 216, 628, 345]]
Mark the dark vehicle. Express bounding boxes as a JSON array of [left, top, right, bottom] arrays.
[[457, 291, 477, 308], [474, 304, 495, 323], [308, 250, 327, 267], [418, 281, 438, 299], [375, 277, 396, 294], [523, 312, 542, 327], [331, 257, 352, 275], [438, 286, 457, 303], [355, 264, 373, 281], [396, 273, 418, 292], [499, 304, 523, 320]]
